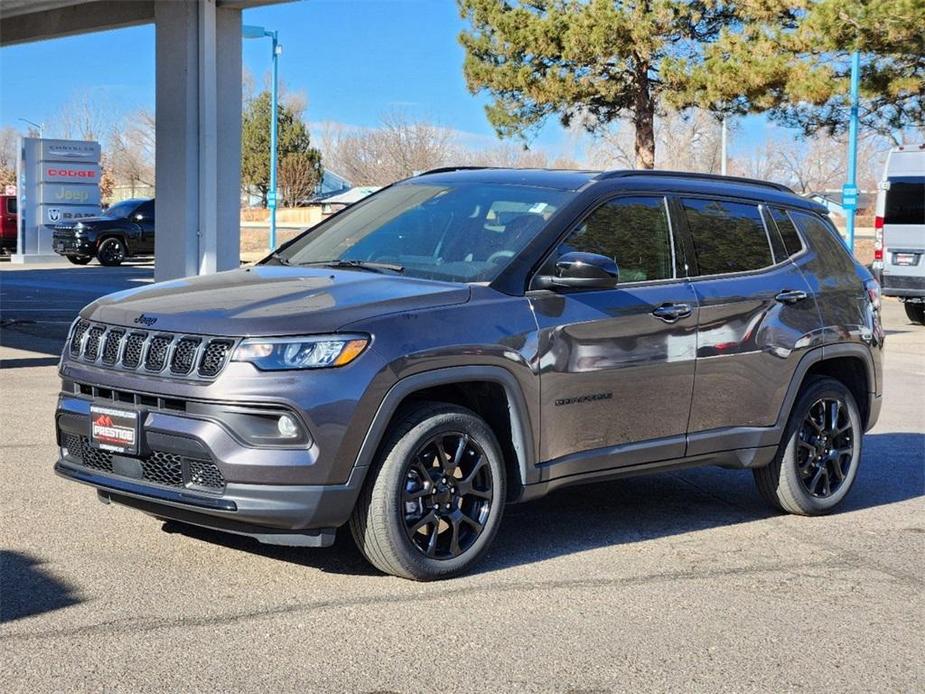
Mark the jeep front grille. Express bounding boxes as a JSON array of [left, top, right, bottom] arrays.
[[67, 320, 238, 380], [61, 433, 226, 491]]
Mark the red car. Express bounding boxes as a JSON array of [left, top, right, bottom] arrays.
[[0, 194, 16, 253]]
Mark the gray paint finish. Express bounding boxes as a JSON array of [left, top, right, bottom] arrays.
[[53, 169, 884, 542]]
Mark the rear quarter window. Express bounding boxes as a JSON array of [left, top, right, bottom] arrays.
[[6, 197, 16, 214], [789, 210, 856, 274], [885, 179, 925, 225]]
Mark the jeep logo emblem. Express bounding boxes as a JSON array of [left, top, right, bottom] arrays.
[[134, 314, 157, 326]]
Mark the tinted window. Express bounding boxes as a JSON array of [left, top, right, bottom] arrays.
[[789, 210, 856, 272], [551, 196, 674, 282], [769, 207, 804, 257], [885, 180, 925, 225], [104, 200, 140, 219], [135, 200, 155, 219], [6, 197, 16, 214], [278, 182, 570, 283], [682, 198, 772, 275], [762, 207, 787, 262]]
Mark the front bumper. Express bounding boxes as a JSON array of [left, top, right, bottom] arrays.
[[54, 460, 365, 546], [53, 236, 94, 256], [55, 394, 368, 542]]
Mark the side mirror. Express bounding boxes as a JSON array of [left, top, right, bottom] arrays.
[[534, 251, 619, 290]]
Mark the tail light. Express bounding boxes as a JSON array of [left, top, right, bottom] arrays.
[[864, 278, 881, 312], [873, 216, 884, 261]]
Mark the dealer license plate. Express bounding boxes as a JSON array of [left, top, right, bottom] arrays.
[[90, 405, 139, 455]]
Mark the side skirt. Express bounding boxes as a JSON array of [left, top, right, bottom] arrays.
[[516, 445, 777, 503]]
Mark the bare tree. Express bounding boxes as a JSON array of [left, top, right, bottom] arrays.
[[458, 142, 551, 168], [0, 126, 19, 187], [53, 93, 113, 141], [730, 140, 785, 182], [320, 111, 456, 186], [278, 152, 322, 206], [109, 110, 156, 196], [588, 109, 727, 173], [774, 132, 889, 193]]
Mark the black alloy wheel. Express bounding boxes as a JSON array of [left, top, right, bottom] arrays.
[[97, 237, 126, 266], [795, 398, 855, 498], [401, 432, 493, 560], [349, 402, 506, 580], [753, 376, 862, 515]]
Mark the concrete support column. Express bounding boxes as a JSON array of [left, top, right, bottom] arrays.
[[154, 0, 241, 282]]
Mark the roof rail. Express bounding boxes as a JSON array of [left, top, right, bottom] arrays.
[[596, 169, 794, 193], [415, 166, 492, 176]]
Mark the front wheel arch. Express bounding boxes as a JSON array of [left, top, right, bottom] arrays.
[[351, 366, 537, 497]]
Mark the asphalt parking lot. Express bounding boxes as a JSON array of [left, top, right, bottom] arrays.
[[1, 262, 923, 693]]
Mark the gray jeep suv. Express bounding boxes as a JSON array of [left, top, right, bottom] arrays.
[[55, 168, 884, 580]]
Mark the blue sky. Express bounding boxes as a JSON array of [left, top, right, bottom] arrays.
[[0, 0, 773, 160]]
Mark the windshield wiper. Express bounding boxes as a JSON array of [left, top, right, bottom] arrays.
[[266, 250, 292, 266], [299, 259, 405, 274]]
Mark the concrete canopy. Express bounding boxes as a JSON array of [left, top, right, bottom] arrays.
[[1, 0, 292, 281]]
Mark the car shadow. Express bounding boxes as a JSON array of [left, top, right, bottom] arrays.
[[160, 431, 924, 578], [0, 551, 82, 623]]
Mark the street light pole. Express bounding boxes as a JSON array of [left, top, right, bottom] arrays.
[[269, 31, 280, 250], [242, 25, 282, 250], [18, 117, 44, 139], [843, 50, 861, 253]]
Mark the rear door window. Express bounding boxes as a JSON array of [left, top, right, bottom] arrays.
[[6, 197, 16, 214], [885, 179, 925, 225], [681, 198, 773, 275]]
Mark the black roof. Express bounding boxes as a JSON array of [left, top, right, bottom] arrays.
[[412, 166, 823, 212]]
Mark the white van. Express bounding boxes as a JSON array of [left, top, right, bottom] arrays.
[[874, 145, 925, 324]]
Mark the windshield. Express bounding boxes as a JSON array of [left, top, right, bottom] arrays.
[[103, 200, 140, 219], [271, 182, 571, 283]]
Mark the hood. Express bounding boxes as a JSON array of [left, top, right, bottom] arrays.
[[75, 216, 123, 226], [83, 266, 471, 336]]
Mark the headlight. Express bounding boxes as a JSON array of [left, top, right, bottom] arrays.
[[231, 334, 369, 371]]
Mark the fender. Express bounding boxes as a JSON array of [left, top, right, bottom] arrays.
[[350, 365, 537, 491], [686, 342, 878, 457]]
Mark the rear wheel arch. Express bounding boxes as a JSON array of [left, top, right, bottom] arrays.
[[352, 366, 536, 500], [781, 346, 874, 431]]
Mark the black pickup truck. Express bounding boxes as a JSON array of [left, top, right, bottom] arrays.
[[53, 198, 155, 266]]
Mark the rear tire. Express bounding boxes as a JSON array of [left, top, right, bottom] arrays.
[[97, 237, 126, 266], [903, 301, 925, 325], [66, 255, 92, 265], [754, 376, 862, 515], [349, 402, 506, 580]]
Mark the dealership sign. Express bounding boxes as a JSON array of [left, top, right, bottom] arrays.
[[43, 162, 100, 183], [13, 137, 102, 262], [40, 182, 101, 206]]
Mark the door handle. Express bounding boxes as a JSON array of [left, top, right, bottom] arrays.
[[775, 289, 808, 304], [651, 303, 692, 322]]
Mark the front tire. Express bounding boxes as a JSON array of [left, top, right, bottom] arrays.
[[754, 376, 862, 515], [66, 255, 92, 265], [349, 402, 506, 580], [904, 301, 925, 325], [97, 237, 126, 266]]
